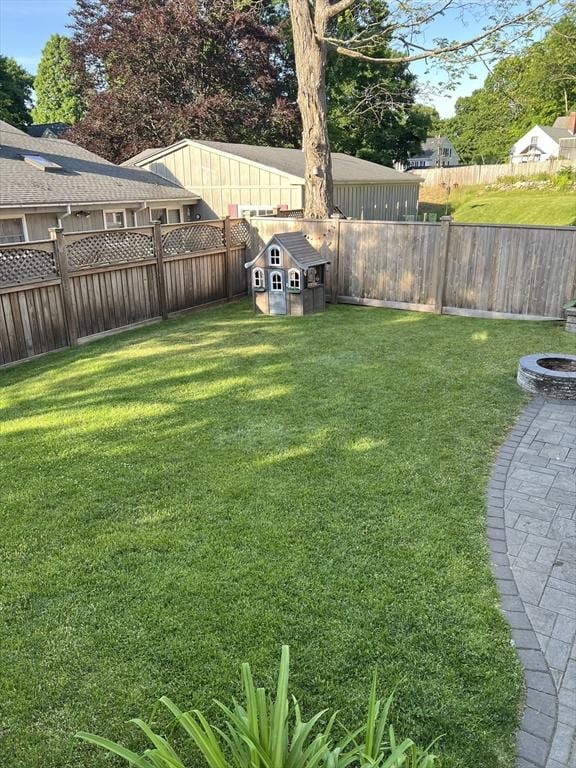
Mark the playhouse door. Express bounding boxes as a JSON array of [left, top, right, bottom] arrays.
[[269, 270, 287, 315]]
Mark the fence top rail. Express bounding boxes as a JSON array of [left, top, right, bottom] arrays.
[[251, 216, 576, 232], [0, 238, 54, 251], [250, 216, 442, 226], [159, 219, 224, 231], [62, 225, 155, 242], [449, 221, 576, 232]]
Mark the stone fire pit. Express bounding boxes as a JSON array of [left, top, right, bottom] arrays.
[[517, 354, 576, 400]]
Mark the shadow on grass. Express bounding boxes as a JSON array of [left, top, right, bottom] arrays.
[[2, 301, 573, 768]]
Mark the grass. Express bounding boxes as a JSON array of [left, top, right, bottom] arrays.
[[419, 185, 576, 226], [1, 301, 574, 768]]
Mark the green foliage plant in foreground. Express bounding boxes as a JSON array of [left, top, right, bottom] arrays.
[[76, 646, 440, 768]]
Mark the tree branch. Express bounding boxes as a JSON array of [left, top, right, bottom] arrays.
[[319, 0, 553, 64], [324, 0, 358, 20]]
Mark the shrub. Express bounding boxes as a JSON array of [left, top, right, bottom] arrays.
[[76, 646, 441, 768]]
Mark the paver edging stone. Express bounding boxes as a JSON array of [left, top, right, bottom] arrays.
[[487, 396, 559, 768]]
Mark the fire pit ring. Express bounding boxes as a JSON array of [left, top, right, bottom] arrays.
[[517, 353, 576, 400]]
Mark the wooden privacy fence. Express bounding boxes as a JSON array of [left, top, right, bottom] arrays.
[[249, 216, 576, 320], [411, 158, 576, 187], [0, 218, 251, 366]]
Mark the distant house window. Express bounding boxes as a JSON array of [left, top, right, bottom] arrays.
[[104, 211, 125, 229], [288, 268, 300, 291], [270, 271, 283, 291], [151, 207, 181, 224], [442, 147, 450, 156], [238, 205, 275, 217], [269, 246, 281, 266], [530, 135, 538, 148], [252, 267, 265, 290], [0, 217, 26, 244]]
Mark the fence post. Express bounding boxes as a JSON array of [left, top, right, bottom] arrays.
[[152, 221, 168, 320], [49, 227, 78, 346], [222, 216, 233, 300], [330, 213, 343, 304], [433, 216, 452, 314]]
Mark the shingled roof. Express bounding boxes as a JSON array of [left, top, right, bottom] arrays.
[[0, 121, 199, 208], [246, 231, 329, 270], [125, 139, 421, 185]]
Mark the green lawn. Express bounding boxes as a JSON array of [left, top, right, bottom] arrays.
[[419, 186, 576, 225], [1, 302, 574, 768]]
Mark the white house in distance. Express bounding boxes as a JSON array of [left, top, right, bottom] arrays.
[[123, 140, 422, 221], [510, 112, 576, 163], [404, 137, 460, 169]]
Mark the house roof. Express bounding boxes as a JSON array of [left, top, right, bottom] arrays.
[[120, 146, 164, 166], [0, 120, 200, 209], [27, 123, 70, 138], [246, 231, 329, 270], [125, 139, 422, 185], [539, 126, 573, 142], [408, 137, 453, 159]]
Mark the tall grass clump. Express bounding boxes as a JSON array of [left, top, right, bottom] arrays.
[[76, 646, 441, 768]]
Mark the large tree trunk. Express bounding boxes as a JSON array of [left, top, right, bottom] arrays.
[[288, 0, 333, 219]]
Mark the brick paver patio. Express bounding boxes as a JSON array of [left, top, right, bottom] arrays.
[[488, 397, 576, 768]]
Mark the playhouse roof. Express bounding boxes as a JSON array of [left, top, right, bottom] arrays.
[[246, 231, 329, 270]]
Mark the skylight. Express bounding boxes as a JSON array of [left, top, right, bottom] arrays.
[[23, 155, 62, 172]]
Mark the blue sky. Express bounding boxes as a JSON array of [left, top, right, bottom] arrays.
[[0, 0, 515, 118]]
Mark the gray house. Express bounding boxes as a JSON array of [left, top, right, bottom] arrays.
[[404, 137, 459, 169], [123, 140, 422, 221], [0, 120, 200, 244]]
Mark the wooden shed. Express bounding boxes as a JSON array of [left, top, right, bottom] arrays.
[[123, 141, 422, 221], [245, 231, 329, 315]]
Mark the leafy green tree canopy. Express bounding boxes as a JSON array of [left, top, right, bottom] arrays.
[[442, 11, 576, 164], [0, 56, 33, 129], [326, 5, 433, 166], [32, 34, 84, 125]]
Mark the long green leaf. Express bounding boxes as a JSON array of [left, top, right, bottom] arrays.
[[270, 645, 290, 768], [75, 732, 155, 767]]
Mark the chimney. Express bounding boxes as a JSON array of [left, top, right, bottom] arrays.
[[568, 112, 576, 136]]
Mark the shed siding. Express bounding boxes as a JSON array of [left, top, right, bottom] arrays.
[[143, 144, 303, 218], [65, 211, 105, 232], [25, 212, 59, 240], [333, 183, 419, 220]]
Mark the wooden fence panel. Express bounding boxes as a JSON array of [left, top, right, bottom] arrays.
[[1, 220, 249, 367], [250, 216, 575, 319], [412, 158, 576, 187], [70, 262, 160, 338], [0, 282, 68, 365], [444, 224, 576, 318], [164, 251, 226, 312], [332, 220, 441, 310]]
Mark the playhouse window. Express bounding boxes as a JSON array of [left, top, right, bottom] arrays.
[[268, 246, 281, 266], [270, 271, 283, 291], [252, 268, 265, 290], [288, 269, 300, 291]]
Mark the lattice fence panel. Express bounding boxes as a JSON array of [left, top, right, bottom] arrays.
[[230, 219, 252, 247], [67, 231, 154, 270], [162, 224, 224, 256], [0, 246, 57, 286]]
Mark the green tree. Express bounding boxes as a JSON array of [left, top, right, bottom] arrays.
[[325, 4, 432, 166], [0, 56, 33, 129], [32, 34, 84, 125], [443, 12, 576, 164]]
